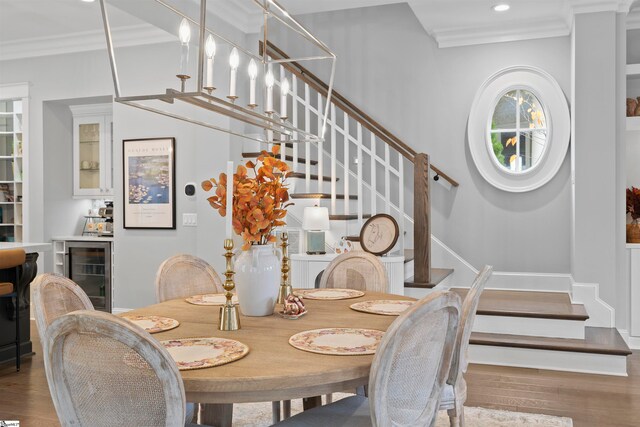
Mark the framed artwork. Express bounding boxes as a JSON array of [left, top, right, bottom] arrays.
[[123, 137, 176, 229], [359, 214, 399, 256]]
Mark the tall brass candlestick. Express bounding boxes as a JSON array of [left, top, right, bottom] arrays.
[[219, 238, 241, 331], [277, 232, 293, 304]]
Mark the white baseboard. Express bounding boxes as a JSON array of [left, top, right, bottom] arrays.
[[469, 344, 628, 376], [431, 236, 572, 292], [618, 329, 640, 350], [473, 315, 585, 339], [112, 307, 132, 314], [571, 282, 615, 328]]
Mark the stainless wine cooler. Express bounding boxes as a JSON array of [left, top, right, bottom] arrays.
[[65, 241, 112, 312]]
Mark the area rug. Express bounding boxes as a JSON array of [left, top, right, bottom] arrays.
[[227, 393, 573, 426]]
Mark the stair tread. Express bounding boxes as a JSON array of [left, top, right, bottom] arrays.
[[291, 193, 358, 200], [451, 288, 589, 321], [470, 327, 632, 356], [329, 214, 372, 220], [285, 172, 336, 182], [242, 152, 318, 165], [404, 268, 454, 288]]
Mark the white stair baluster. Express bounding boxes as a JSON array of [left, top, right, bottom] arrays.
[[357, 123, 363, 229], [304, 84, 311, 193], [371, 134, 377, 215], [279, 66, 286, 164], [330, 103, 337, 215], [292, 74, 298, 173], [343, 112, 349, 217], [398, 152, 404, 253], [318, 94, 324, 194], [385, 144, 390, 215]]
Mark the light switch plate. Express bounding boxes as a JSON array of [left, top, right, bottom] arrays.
[[183, 213, 197, 226]]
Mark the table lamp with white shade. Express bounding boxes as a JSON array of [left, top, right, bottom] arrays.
[[303, 206, 330, 255]]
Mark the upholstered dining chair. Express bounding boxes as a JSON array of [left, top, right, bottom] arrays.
[[0, 248, 26, 371], [32, 273, 94, 345], [274, 290, 462, 427], [439, 265, 493, 427], [43, 310, 208, 427], [155, 254, 225, 303], [319, 251, 389, 293]]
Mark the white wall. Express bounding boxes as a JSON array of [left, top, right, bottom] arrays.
[[270, 4, 572, 274]]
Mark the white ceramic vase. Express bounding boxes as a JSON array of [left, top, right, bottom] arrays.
[[235, 244, 280, 316]]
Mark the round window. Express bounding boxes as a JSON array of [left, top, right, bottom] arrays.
[[490, 89, 548, 173], [468, 66, 570, 192]]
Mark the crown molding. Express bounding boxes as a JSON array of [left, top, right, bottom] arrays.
[[0, 24, 175, 62], [432, 18, 570, 49], [569, 0, 633, 15]]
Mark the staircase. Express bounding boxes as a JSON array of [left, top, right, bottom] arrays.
[[256, 42, 631, 376]]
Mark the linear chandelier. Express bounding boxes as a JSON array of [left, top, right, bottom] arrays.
[[99, 0, 336, 144]]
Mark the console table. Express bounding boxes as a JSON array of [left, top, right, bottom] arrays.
[[290, 252, 406, 295], [0, 242, 51, 365]]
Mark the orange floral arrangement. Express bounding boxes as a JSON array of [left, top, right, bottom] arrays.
[[627, 187, 640, 221], [201, 146, 292, 250]]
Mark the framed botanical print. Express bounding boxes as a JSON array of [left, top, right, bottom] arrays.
[[123, 137, 176, 229]]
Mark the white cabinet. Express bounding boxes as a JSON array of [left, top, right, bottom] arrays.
[[290, 253, 406, 295], [71, 104, 113, 198]]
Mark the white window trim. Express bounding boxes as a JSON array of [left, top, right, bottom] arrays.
[[468, 66, 570, 192]]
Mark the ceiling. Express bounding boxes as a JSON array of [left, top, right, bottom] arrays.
[[0, 0, 638, 60]]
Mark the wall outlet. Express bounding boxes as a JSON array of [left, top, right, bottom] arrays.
[[183, 213, 197, 226]]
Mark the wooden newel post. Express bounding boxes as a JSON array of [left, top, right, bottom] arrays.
[[414, 153, 431, 285]]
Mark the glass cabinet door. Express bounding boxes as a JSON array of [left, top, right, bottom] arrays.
[[78, 120, 102, 192], [71, 103, 113, 198]]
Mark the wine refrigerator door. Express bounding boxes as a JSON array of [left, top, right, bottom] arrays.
[[65, 241, 112, 312]]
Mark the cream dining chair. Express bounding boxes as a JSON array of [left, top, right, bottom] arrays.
[[439, 265, 493, 427], [155, 254, 225, 303], [275, 290, 462, 427], [32, 273, 94, 345], [43, 310, 208, 427], [280, 251, 389, 417], [319, 251, 389, 293]]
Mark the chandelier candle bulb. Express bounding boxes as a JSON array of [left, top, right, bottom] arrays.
[[281, 78, 290, 119], [177, 18, 191, 89], [204, 35, 216, 90], [265, 69, 275, 113], [226, 161, 233, 239], [228, 47, 240, 99], [248, 59, 258, 107]]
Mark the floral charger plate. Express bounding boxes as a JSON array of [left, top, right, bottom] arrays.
[[289, 328, 385, 355], [122, 315, 180, 334], [350, 300, 415, 316], [185, 293, 239, 306], [296, 288, 365, 300], [161, 337, 249, 371]]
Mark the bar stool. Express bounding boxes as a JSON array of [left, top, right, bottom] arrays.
[[0, 248, 26, 371]]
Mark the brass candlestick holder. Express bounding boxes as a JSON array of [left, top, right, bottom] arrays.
[[219, 238, 241, 331], [276, 232, 293, 304], [176, 74, 190, 92]]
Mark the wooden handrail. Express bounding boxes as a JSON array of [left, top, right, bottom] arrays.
[[261, 41, 459, 188]]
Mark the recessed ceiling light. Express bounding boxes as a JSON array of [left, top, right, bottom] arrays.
[[81, 0, 96, 3], [492, 4, 510, 12]]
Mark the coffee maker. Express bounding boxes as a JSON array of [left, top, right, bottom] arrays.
[[98, 201, 114, 235], [82, 201, 114, 236]]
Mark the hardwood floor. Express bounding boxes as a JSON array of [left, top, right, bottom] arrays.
[[1, 322, 639, 426]]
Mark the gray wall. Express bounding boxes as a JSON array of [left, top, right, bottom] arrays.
[[270, 4, 572, 273]]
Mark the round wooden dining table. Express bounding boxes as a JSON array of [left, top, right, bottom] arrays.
[[124, 290, 415, 426]]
